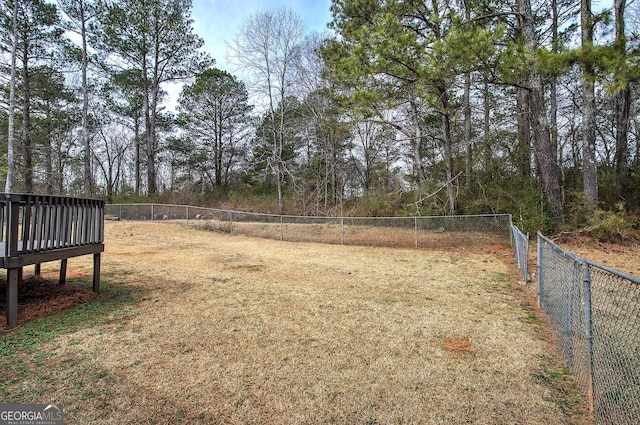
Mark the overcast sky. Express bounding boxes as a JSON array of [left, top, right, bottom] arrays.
[[192, 0, 334, 72]]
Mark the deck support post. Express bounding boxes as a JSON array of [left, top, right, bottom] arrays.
[[93, 253, 101, 293], [34, 264, 41, 276], [59, 259, 67, 285], [6, 267, 19, 328]]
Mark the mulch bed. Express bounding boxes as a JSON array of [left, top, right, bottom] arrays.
[[0, 275, 95, 331]]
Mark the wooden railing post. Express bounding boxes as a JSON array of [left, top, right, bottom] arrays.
[[5, 195, 21, 328]]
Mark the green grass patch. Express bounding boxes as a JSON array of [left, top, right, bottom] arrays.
[[0, 271, 139, 405], [533, 354, 586, 416]]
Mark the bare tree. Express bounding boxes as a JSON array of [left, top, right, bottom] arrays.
[[228, 7, 304, 214], [93, 113, 129, 201]]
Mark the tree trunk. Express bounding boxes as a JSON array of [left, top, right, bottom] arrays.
[[483, 72, 491, 175], [21, 44, 33, 193], [45, 138, 53, 194], [409, 98, 423, 194], [276, 87, 287, 215], [5, 0, 18, 193], [462, 0, 472, 193], [529, 85, 563, 222], [581, 0, 598, 211], [146, 8, 160, 195], [147, 82, 160, 195], [81, 1, 92, 198], [464, 71, 472, 192], [550, 0, 559, 161], [215, 108, 223, 186], [438, 82, 456, 215], [519, 0, 563, 223], [134, 117, 141, 195], [517, 87, 532, 177], [57, 140, 65, 194], [613, 0, 630, 197]]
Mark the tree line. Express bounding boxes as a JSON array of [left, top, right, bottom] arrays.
[[1, 0, 638, 232]]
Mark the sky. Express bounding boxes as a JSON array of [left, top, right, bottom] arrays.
[[191, 0, 334, 73]]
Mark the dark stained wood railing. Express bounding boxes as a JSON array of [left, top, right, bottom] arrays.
[[1, 193, 104, 328]]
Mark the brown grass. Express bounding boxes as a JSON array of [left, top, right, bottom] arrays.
[[4, 221, 590, 424], [553, 233, 640, 277], [187, 219, 509, 250]]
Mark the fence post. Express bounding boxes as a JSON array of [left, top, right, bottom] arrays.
[[119, 204, 122, 220], [229, 211, 233, 234], [514, 227, 521, 268], [186, 206, 189, 222], [151, 204, 154, 221], [509, 216, 514, 247], [341, 217, 344, 245], [582, 263, 595, 412], [280, 215, 283, 241], [414, 217, 418, 249], [524, 233, 529, 282], [537, 232, 543, 308]]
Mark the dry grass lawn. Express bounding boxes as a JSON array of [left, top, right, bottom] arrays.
[[3, 221, 589, 424]]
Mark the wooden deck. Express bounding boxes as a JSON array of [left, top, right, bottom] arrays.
[[2, 194, 104, 328]]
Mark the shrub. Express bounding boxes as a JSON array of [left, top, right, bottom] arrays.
[[585, 203, 635, 242]]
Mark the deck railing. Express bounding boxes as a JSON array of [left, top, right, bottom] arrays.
[[1, 193, 104, 267], [2, 193, 105, 328]]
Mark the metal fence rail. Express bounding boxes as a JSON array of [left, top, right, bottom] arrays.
[[538, 232, 640, 425], [105, 203, 512, 249]]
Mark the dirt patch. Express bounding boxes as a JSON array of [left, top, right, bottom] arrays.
[[0, 275, 95, 331], [442, 337, 473, 353]]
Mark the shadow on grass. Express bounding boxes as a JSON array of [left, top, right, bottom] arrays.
[[0, 271, 145, 404]]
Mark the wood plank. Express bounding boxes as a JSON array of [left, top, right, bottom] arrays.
[[43, 196, 52, 252], [9, 244, 105, 267], [35, 199, 44, 252], [23, 195, 33, 253], [7, 199, 19, 257]]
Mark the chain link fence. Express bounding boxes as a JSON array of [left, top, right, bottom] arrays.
[[105, 203, 512, 249], [538, 232, 640, 425], [104, 204, 639, 422], [510, 224, 529, 282]]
